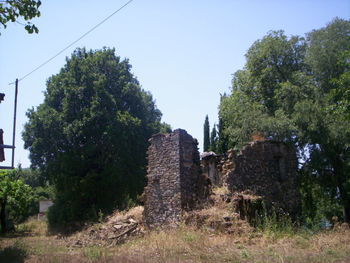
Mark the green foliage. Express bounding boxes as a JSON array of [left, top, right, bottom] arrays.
[[256, 203, 296, 239], [83, 246, 108, 261], [243, 30, 307, 114], [299, 167, 343, 230], [0, 169, 34, 233], [0, 0, 41, 34], [23, 48, 165, 229], [220, 91, 268, 149], [159, 122, 172, 134], [216, 97, 228, 154], [329, 50, 350, 120], [9, 167, 55, 221], [203, 115, 210, 152], [305, 18, 350, 92], [209, 124, 218, 152], [219, 18, 350, 223], [18, 167, 46, 188]]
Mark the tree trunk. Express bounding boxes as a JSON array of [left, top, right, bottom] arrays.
[[344, 203, 350, 223], [0, 198, 7, 233], [336, 181, 350, 223]]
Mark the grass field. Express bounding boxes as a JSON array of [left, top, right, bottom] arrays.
[[1, 218, 349, 263]]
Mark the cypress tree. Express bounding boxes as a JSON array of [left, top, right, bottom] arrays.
[[203, 115, 210, 152]]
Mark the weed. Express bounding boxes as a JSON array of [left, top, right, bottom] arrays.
[[182, 231, 198, 243], [241, 248, 250, 259], [17, 218, 48, 236], [293, 236, 311, 249], [98, 210, 105, 223], [256, 206, 296, 239], [16, 222, 33, 233], [83, 246, 108, 262], [236, 244, 245, 249]]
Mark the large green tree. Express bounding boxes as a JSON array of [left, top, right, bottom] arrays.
[[219, 18, 350, 223], [23, 48, 164, 228], [0, 0, 41, 34]]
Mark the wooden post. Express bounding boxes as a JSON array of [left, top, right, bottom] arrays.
[[11, 79, 18, 168]]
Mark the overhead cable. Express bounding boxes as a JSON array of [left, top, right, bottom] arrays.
[[9, 0, 134, 85]]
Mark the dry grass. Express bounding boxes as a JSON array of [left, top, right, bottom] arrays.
[[16, 217, 48, 236], [212, 186, 230, 196], [0, 217, 350, 263], [113, 224, 350, 263]]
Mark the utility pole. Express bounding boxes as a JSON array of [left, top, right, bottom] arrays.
[[0, 79, 18, 169], [11, 79, 18, 168]]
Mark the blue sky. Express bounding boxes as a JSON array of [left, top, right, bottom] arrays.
[[0, 0, 349, 168]]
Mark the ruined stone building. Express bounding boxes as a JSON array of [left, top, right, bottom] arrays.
[[144, 129, 301, 229]]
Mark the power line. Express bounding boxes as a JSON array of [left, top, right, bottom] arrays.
[[9, 0, 134, 85]]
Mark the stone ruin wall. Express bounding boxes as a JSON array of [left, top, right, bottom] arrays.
[[201, 140, 301, 218], [200, 152, 221, 186], [143, 129, 209, 229], [227, 141, 300, 218]]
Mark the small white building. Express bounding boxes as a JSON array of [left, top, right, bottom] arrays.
[[38, 200, 54, 220]]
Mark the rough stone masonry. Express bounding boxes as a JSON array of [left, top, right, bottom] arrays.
[[143, 129, 209, 229], [200, 139, 301, 219], [226, 140, 301, 219]]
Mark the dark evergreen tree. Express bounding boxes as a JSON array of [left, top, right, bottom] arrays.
[[203, 115, 210, 152], [209, 125, 218, 153], [218, 118, 228, 154]]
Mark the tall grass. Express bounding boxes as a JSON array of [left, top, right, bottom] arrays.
[[257, 211, 296, 239]]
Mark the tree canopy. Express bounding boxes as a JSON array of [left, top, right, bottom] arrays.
[[23, 48, 166, 228], [219, 18, 350, 223], [0, 0, 41, 34]]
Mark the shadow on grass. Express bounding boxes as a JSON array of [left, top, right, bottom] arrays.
[[0, 244, 27, 263], [0, 232, 34, 239]]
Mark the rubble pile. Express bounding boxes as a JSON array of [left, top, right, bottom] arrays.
[[231, 191, 263, 225], [68, 206, 144, 247], [182, 188, 255, 236]]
